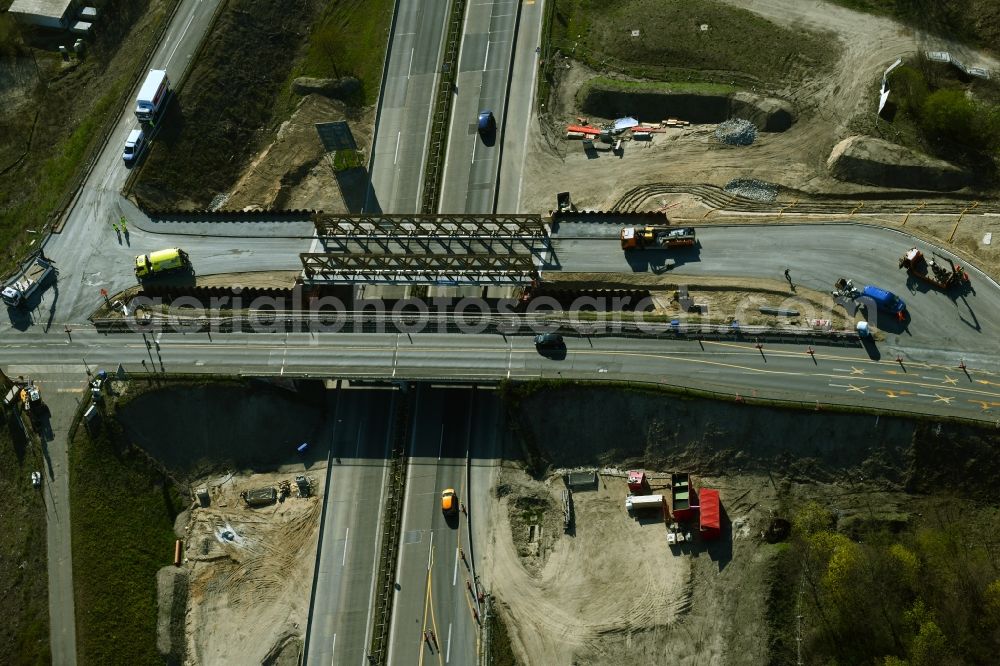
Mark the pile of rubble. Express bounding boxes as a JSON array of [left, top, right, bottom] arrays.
[[724, 178, 778, 202], [715, 118, 757, 146]]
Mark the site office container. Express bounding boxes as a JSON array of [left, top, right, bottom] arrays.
[[670, 473, 696, 522], [626, 494, 666, 517]]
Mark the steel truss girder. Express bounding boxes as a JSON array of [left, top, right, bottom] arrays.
[[312, 213, 547, 238], [300, 253, 536, 281]]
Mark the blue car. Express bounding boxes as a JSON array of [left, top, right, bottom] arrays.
[[478, 110, 495, 136], [861, 284, 906, 314]]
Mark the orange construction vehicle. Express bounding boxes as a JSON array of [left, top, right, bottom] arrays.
[[620, 226, 696, 250], [898, 247, 970, 291]]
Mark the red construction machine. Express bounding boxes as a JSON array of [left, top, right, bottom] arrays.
[[898, 247, 970, 291]]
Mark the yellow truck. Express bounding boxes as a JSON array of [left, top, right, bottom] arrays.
[[134, 248, 191, 279]]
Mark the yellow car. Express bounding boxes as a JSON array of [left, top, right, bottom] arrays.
[[441, 489, 458, 515]]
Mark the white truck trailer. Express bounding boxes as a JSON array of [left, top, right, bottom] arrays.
[[135, 69, 170, 123], [2, 257, 54, 308], [625, 494, 666, 517]]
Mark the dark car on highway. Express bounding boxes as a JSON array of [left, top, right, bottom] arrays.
[[533, 332, 563, 348], [478, 110, 495, 139]]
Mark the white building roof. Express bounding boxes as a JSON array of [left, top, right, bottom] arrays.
[[7, 0, 74, 20]]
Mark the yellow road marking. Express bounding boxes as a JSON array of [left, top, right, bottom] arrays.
[[568, 348, 1000, 400], [934, 395, 954, 404], [942, 376, 958, 385], [419, 557, 432, 666], [113, 339, 1000, 403], [429, 560, 443, 666], [846, 384, 867, 394]]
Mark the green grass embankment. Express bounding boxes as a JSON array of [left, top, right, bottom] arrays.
[[0, 419, 50, 664], [547, 0, 836, 86], [70, 411, 181, 664]]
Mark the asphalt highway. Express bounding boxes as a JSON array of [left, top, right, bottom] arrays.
[[385, 385, 499, 666], [366, 0, 451, 214], [4, 331, 998, 423], [495, 0, 545, 213], [305, 387, 396, 666], [17, 222, 1000, 372], [438, 0, 519, 213], [548, 223, 1000, 363]]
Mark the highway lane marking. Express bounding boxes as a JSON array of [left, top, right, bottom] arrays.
[[453, 547, 459, 586], [566, 348, 1000, 400], [830, 383, 867, 394], [394, 131, 401, 165], [22, 342, 1000, 401], [342, 528, 349, 567], [330, 633, 336, 660], [408, 47, 414, 80], [428, 531, 435, 571], [19, 341, 1000, 400], [428, 560, 444, 666], [703, 339, 990, 375], [878, 389, 913, 398], [446, 622, 452, 663], [483, 40, 491, 71], [354, 421, 365, 458], [164, 4, 199, 65], [419, 562, 432, 666]]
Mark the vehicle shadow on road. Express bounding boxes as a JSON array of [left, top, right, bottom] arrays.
[[40, 281, 60, 333], [623, 245, 701, 273], [955, 295, 981, 332], [861, 337, 881, 361]]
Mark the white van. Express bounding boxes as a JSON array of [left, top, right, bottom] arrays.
[[122, 128, 146, 164]]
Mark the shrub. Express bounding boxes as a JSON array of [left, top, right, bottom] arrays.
[[920, 88, 985, 149], [888, 66, 929, 117]]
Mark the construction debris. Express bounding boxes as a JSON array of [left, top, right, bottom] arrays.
[[723, 178, 778, 202], [562, 489, 573, 532], [295, 475, 311, 497], [565, 470, 597, 489], [242, 487, 277, 507], [715, 118, 758, 146]]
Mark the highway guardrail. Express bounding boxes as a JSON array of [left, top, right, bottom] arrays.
[[421, 0, 468, 214]]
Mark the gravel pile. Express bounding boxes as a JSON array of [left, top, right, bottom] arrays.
[[715, 118, 758, 146], [724, 178, 778, 202]]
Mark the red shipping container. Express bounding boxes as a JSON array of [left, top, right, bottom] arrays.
[[699, 489, 721, 540]]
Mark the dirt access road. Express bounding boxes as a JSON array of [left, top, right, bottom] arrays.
[[519, 0, 1000, 213]]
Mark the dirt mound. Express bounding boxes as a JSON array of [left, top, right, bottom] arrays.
[[577, 82, 795, 131], [827, 135, 971, 191], [225, 95, 357, 211], [291, 76, 360, 101], [729, 91, 795, 131], [156, 566, 188, 664]]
